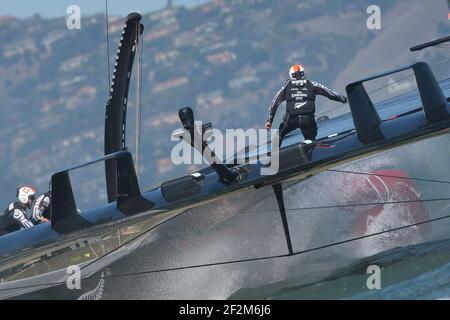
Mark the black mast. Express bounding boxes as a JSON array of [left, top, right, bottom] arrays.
[[104, 13, 144, 203]]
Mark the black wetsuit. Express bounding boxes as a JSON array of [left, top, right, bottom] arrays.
[[0, 202, 34, 236], [267, 79, 347, 142]]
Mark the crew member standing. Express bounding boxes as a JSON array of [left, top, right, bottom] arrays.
[[265, 64, 348, 144]]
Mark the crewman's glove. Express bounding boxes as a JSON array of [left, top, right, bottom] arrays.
[[340, 95, 348, 104]]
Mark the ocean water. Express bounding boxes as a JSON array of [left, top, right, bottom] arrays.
[[267, 238, 450, 300]]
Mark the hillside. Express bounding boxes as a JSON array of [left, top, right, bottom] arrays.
[[0, 0, 447, 208]]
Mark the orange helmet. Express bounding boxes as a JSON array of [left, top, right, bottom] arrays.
[[289, 64, 305, 80]]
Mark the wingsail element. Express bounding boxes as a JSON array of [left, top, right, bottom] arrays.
[[347, 62, 448, 143], [104, 13, 144, 203]]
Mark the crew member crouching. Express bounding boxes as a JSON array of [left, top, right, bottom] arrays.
[[31, 191, 51, 225], [0, 186, 35, 236]]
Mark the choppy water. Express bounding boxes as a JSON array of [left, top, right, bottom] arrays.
[[262, 238, 450, 300]]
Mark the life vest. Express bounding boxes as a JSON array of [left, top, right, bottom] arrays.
[[285, 79, 316, 116]]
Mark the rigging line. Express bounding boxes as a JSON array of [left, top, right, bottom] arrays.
[[327, 168, 450, 185], [78, 189, 273, 275], [364, 57, 450, 96], [0, 254, 291, 293], [68, 213, 450, 278], [105, 0, 111, 91], [3, 211, 450, 292], [161, 150, 450, 191], [181, 155, 450, 191], [366, 74, 415, 96], [316, 57, 450, 118], [367, 57, 450, 95], [315, 102, 349, 118], [315, 73, 412, 118], [284, 197, 450, 212], [230, 197, 450, 216], [135, 25, 142, 182]]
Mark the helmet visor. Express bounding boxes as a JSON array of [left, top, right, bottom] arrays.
[[291, 70, 305, 79]]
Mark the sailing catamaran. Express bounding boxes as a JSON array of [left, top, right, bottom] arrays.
[[0, 13, 449, 299]]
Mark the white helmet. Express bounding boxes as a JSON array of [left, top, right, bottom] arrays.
[[17, 186, 36, 208], [289, 64, 305, 80]]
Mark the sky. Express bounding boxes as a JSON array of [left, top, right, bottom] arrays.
[[1, 0, 209, 18]]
